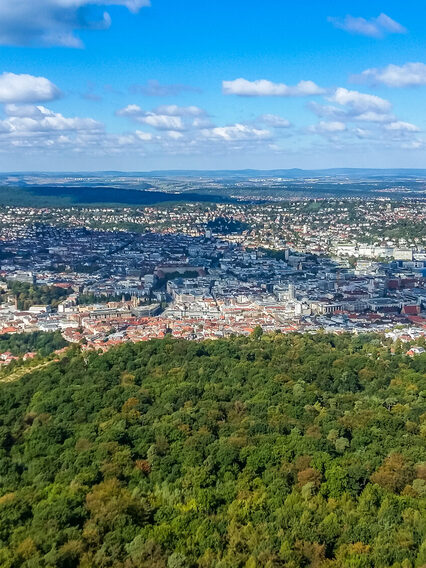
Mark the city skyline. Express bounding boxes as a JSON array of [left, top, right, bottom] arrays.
[[1, 0, 426, 170]]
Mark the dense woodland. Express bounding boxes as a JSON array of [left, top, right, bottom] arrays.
[[5, 282, 72, 311], [0, 331, 67, 357], [0, 332, 425, 567]]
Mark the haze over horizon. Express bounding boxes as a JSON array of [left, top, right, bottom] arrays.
[[0, 0, 426, 171]]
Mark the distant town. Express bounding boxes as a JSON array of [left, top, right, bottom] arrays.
[[0, 196, 424, 359]]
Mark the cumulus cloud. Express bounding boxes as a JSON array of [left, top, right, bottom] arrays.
[[116, 104, 142, 117], [116, 104, 208, 131], [308, 90, 414, 143], [154, 105, 205, 117], [310, 101, 395, 125], [328, 13, 406, 38], [354, 111, 395, 123], [307, 91, 423, 149], [329, 87, 392, 113], [309, 121, 346, 135], [308, 102, 348, 121], [354, 128, 374, 139], [0, 73, 61, 104], [167, 131, 184, 140], [192, 117, 213, 129], [135, 130, 153, 141], [0, 105, 103, 138], [222, 78, 325, 97], [384, 121, 420, 132], [354, 62, 426, 87], [202, 123, 271, 141], [138, 114, 184, 131], [259, 114, 292, 128], [0, 0, 150, 47]]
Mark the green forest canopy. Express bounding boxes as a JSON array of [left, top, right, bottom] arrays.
[[5, 281, 72, 311], [0, 331, 67, 358], [0, 332, 425, 567]]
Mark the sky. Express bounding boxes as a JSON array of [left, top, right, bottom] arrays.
[[0, 0, 426, 171]]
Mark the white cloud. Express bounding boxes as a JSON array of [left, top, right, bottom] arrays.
[[384, 121, 420, 132], [309, 121, 347, 135], [137, 114, 184, 131], [0, 0, 150, 47], [116, 105, 184, 130], [222, 78, 325, 97], [154, 105, 205, 117], [0, 73, 61, 103], [355, 62, 426, 87], [116, 104, 142, 117], [330, 87, 392, 113], [310, 94, 395, 124], [192, 117, 213, 128], [167, 131, 184, 139], [354, 128, 374, 139], [0, 105, 103, 134], [260, 114, 291, 128], [0, 104, 104, 156], [202, 123, 271, 141], [135, 130, 153, 141], [328, 13, 406, 38], [116, 104, 209, 131], [355, 112, 396, 123], [308, 102, 348, 120]]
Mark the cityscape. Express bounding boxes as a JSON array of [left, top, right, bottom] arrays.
[[0, 194, 424, 358]]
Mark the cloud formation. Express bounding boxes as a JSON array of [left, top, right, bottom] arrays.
[[0, 104, 103, 152], [329, 88, 392, 114], [1, 104, 103, 133], [354, 62, 426, 87], [308, 88, 421, 147], [309, 121, 346, 135], [0, 0, 150, 47], [310, 89, 396, 127], [384, 121, 420, 132], [222, 78, 325, 97], [202, 123, 271, 141], [116, 104, 206, 131], [0, 73, 61, 104], [328, 13, 406, 38], [137, 114, 184, 131], [0, 71, 422, 165], [259, 114, 292, 128]]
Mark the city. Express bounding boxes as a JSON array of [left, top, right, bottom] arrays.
[[0, 197, 424, 357]]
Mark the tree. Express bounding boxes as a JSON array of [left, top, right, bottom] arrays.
[[371, 453, 414, 493]]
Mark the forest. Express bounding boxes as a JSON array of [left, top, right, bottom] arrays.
[[5, 282, 72, 311], [0, 331, 67, 357], [0, 332, 425, 567]]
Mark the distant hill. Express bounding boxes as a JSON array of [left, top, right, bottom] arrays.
[[4, 168, 426, 178]]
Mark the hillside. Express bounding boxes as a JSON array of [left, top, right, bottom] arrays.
[[0, 333, 425, 567]]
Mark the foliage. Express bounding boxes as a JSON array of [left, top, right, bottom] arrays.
[[206, 217, 249, 234], [154, 271, 200, 290], [0, 331, 67, 357], [7, 281, 72, 310], [0, 333, 425, 567]]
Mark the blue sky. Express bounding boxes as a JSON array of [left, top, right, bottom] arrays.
[[0, 0, 425, 170]]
